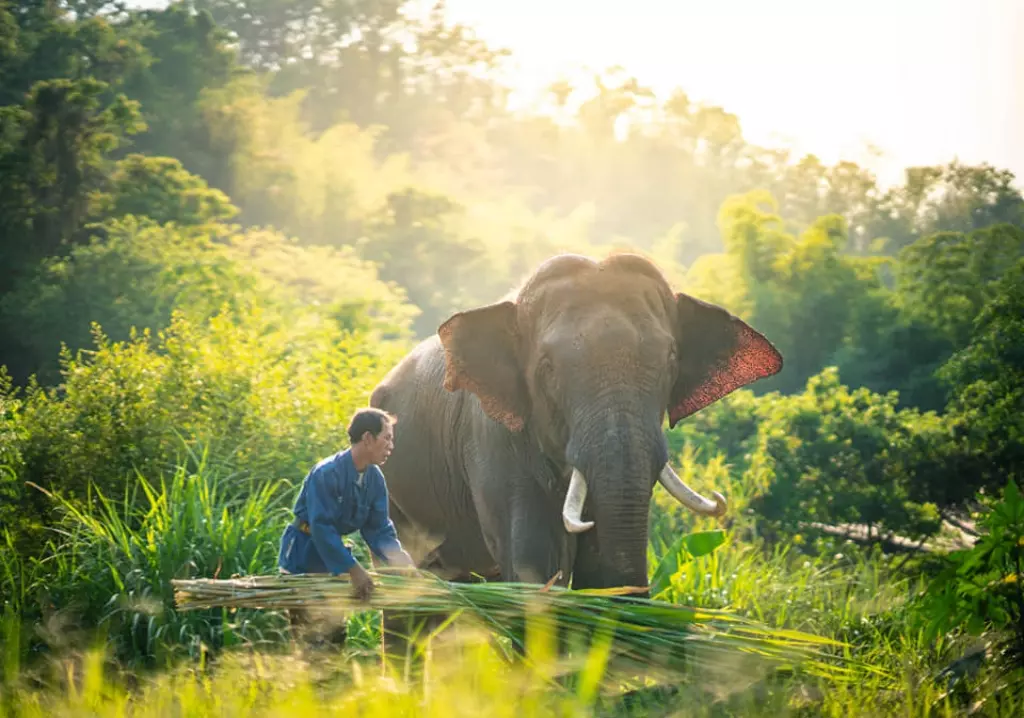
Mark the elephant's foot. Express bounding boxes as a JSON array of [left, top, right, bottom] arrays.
[[380, 610, 449, 683]]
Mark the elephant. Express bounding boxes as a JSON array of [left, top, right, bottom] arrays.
[[369, 252, 782, 594]]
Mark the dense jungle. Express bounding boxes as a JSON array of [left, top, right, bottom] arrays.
[[1, 1, 1022, 715]]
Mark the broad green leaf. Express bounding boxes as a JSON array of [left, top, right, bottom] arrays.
[[649, 529, 726, 600]]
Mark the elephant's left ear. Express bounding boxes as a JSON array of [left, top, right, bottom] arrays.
[[438, 301, 529, 432], [668, 293, 782, 428]]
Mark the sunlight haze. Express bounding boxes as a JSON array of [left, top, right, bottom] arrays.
[[128, 0, 1023, 186], [435, 0, 1023, 187]]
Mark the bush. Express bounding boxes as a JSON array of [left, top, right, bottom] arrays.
[[6, 305, 407, 554], [916, 479, 1024, 698], [0, 216, 417, 385], [0, 369, 27, 536], [739, 368, 946, 544]]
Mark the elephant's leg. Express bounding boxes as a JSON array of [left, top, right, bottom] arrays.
[[462, 458, 575, 660], [379, 610, 444, 681], [378, 515, 498, 679], [463, 441, 572, 586], [371, 505, 435, 679], [506, 482, 574, 586]]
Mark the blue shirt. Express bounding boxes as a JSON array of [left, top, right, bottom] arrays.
[[277, 448, 406, 575]]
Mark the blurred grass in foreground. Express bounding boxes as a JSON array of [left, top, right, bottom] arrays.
[[1, 625, 1019, 718]]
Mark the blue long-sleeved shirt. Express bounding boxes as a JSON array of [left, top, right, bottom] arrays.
[[277, 448, 406, 575]]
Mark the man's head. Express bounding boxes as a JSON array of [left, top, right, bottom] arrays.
[[348, 408, 396, 466]]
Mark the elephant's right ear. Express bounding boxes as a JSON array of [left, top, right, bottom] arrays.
[[438, 301, 529, 432], [668, 293, 783, 428]]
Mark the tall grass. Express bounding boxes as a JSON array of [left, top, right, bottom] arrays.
[[7, 453, 299, 668]]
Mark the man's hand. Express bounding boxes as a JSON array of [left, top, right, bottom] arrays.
[[348, 562, 375, 602]]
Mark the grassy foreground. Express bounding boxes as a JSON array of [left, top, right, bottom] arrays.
[[3, 550, 1020, 717], [2, 461, 1021, 716], [0, 614, 1013, 718]]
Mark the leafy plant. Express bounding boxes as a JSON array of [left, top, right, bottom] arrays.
[[918, 479, 1024, 683], [22, 455, 294, 667]]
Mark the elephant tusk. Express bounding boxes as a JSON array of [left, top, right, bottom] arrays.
[[658, 463, 727, 517], [563, 468, 595, 533]]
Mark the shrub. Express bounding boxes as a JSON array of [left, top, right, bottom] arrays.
[[9, 306, 407, 553], [916, 479, 1024, 699]]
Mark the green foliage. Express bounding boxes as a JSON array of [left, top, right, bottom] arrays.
[[0, 218, 256, 384], [0, 368, 27, 535], [649, 529, 727, 600], [0, 1, 148, 106], [742, 368, 945, 542], [936, 257, 1024, 497], [0, 76, 146, 278], [712, 192, 902, 397], [221, 227, 418, 338], [17, 457, 292, 667], [666, 387, 766, 471], [0, 212, 416, 384], [359, 187, 488, 335], [4, 305, 404, 553], [190, 1, 405, 75], [896, 224, 1024, 348], [917, 479, 1024, 689], [120, 2, 242, 188], [197, 80, 415, 244], [830, 277, 953, 411], [89, 153, 238, 226], [874, 162, 1024, 254]]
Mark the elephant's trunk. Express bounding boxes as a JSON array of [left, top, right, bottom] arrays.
[[565, 398, 664, 590]]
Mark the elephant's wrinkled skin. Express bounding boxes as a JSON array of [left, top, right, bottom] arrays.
[[370, 253, 782, 591]]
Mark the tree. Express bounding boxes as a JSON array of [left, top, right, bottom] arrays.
[[0, 0, 147, 107], [830, 282, 953, 411], [358, 187, 486, 336], [88, 153, 238, 226], [938, 258, 1024, 495], [896, 223, 1024, 348], [871, 162, 1024, 254], [0, 77, 145, 288], [714, 192, 880, 395], [119, 2, 242, 189]]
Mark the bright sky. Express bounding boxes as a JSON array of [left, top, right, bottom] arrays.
[[128, 1, 1023, 188], [435, 0, 1024, 188]]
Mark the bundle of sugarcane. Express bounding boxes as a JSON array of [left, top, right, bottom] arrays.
[[172, 569, 872, 682]]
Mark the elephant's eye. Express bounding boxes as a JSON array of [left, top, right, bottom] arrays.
[[537, 355, 554, 381], [536, 355, 559, 396]]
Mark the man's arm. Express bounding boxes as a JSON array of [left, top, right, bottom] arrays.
[[361, 473, 415, 567], [307, 465, 377, 600], [305, 465, 358, 575]]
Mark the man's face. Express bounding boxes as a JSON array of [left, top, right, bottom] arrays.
[[365, 421, 394, 465]]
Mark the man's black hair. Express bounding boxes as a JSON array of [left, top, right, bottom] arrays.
[[347, 407, 396, 444]]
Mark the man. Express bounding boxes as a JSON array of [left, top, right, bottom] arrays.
[[278, 407, 415, 621]]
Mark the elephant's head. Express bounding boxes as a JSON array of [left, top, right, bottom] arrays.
[[437, 253, 782, 589]]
